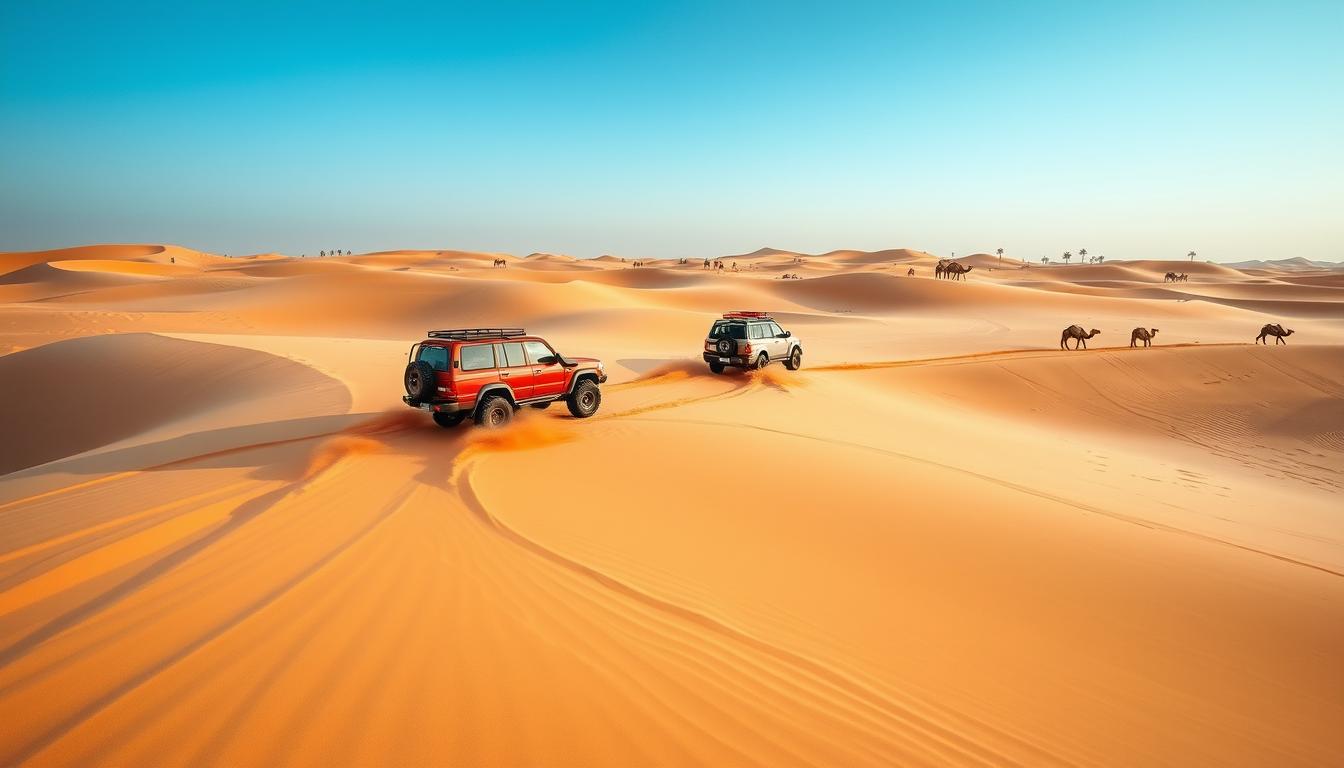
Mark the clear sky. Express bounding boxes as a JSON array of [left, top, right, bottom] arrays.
[[2, 1, 1341, 261]]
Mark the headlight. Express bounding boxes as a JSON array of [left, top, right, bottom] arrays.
[[597, 361, 604, 369]]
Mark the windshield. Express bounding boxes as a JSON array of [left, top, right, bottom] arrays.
[[708, 321, 747, 339]]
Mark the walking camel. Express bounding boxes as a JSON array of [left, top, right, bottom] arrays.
[[944, 262, 974, 281], [1130, 327, 1159, 347], [934, 259, 948, 279], [1060, 325, 1102, 350], [907, 267, 915, 276], [492, 258, 507, 268], [1255, 323, 1294, 345]]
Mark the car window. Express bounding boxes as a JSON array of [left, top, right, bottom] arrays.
[[417, 345, 449, 372], [500, 342, 527, 367], [750, 323, 767, 339], [523, 341, 555, 365], [768, 322, 784, 337], [459, 344, 496, 371], [708, 321, 747, 339]]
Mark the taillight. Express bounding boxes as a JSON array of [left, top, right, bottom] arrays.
[[742, 343, 752, 355]]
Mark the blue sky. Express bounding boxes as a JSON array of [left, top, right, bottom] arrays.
[[2, 1, 1341, 260]]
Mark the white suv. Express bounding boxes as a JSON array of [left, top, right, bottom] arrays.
[[702, 311, 803, 373]]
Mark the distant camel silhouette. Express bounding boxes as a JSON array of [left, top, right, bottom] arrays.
[[492, 258, 507, 268], [1256, 323, 1294, 345], [907, 267, 915, 276], [1163, 271, 1177, 282], [1130, 327, 1159, 347], [944, 262, 974, 281], [1060, 325, 1102, 350], [1177, 273, 1189, 282]]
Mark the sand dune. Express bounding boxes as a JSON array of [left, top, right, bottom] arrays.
[[1, 243, 1341, 766]]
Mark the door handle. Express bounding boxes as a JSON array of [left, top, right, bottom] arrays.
[[500, 372, 510, 377], [533, 369, 542, 374]]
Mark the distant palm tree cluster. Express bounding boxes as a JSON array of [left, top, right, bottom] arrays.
[[1034, 248, 1106, 266], [305, 249, 351, 258]]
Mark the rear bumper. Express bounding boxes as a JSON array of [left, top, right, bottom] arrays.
[[403, 395, 466, 414], [703, 352, 750, 367]]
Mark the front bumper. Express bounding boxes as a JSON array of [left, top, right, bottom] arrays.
[[703, 351, 750, 367], [403, 395, 466, 414]]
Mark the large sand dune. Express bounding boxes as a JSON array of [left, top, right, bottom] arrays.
[[1, 244, 1341, 766]]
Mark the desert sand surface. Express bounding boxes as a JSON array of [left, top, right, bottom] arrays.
[[1, 244, 1342, 766]]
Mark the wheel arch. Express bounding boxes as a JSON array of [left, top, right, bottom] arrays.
[[473, 383, 517, 416], [566, 369, 602, 396]]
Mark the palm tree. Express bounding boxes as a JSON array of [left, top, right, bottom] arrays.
[[1079, 248, 1088, 264], [1097, 255, 1104, 264], [996, 247, 1004, 263], [1062, 251, 1072, 265], [1041, 255, 1049, 265], [320, 250, 326, 257], [1188, 250, 1197, 261]]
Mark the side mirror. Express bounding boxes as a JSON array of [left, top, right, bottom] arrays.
[[779, 331, 791, 338], [537, 355, 559, 365]]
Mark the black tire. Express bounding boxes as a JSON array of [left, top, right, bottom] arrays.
[[784, 347, 802, 370], [709, 361, 725, 374], [475, 395, 514, 429], [404, 361, 436, 402], [567, 379, 601, 418], [529, 400, 553, 410], [432, 412, 464, 428], [754, 354, 769, 370]]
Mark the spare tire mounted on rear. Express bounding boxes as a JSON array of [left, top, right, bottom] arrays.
[[404, 360, 435, 403]]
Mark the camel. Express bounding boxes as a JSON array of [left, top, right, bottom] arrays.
[[1256, 323, 1294, 345], [907, 267, 915, 276], [1060, 325, 1102, 350], [935, 259, 948, 279], [944, 262, 973, 281], [1130, 327, 1159, 347], [1163, 272, 1177, 282], [492, 258, 507, 268], [1177, 273, 1189, 282]]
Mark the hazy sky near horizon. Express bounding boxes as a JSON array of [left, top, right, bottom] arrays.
[[2, 1, 1341, 261]]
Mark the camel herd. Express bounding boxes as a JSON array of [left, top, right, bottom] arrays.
[[1163, 272, 1189, 282], [1059, 323, 1297, 350]]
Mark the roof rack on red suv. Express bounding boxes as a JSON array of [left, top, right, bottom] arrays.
[[427, 328, 527, 340], [721, 311, 772, 320]]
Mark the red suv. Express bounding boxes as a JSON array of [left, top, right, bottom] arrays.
[[403, 328, 607, 428]]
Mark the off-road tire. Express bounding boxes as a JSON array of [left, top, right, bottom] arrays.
[[529, 401, 553, 410], [475, 395, 514, 429], [754, 354, 769, 370], [567, 379, 601, 418], [708, 361, 725, 374], [784, 347, 802, 370], [433, 412, 464, 428], [404, 361, 436, 403]]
